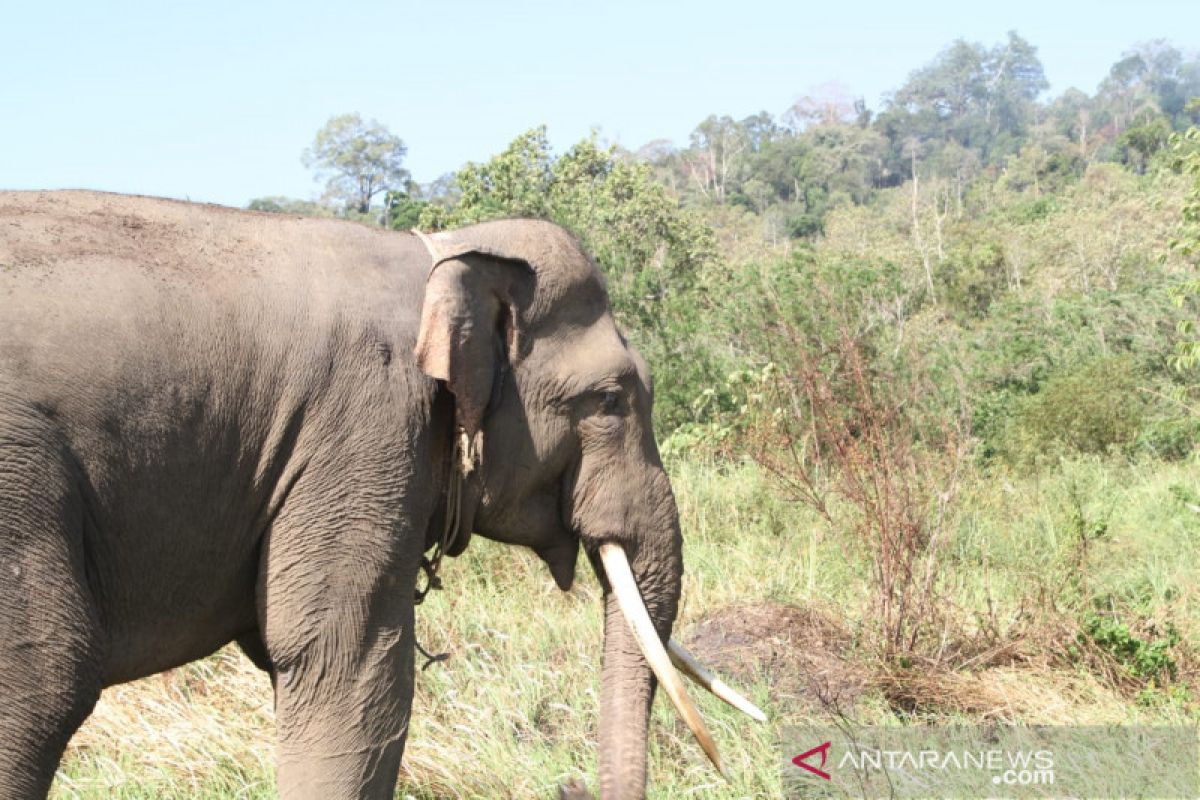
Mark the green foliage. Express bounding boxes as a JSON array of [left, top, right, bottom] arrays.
[[245, 196, 334, 217], [1172, 128, 1200, 260], [878, 31, 1048, 173], [1096, 42, 1200, 132], [419, 128, 554, 226], [1135, 415, 1200, 460], [999, 142, 1084, 197], [1002, 357, 1146, 463], [383, 190, 428, 231], [1080, 612, 1180, 683], [1064, 480, 1112, 548], [302, 113, 410, 215], [275, 38, 1200, 462], [939, 237, 1008, 317], [955, 265, 1192, 465], [1005, 195, 1058, 223], [630, 35, 1200, 253], [1169, 127, 1200, 370], [1116, 112, 1173, 173]]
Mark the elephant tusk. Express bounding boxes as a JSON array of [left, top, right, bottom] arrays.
[[668, 639, 768, 723], [597, 543, 724, 776]]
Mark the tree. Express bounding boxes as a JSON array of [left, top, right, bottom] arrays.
[[1045, 88, 1098, 162], [302, 113, 410, 215], [683, 115, 750, 203], [802, 123, 887, 204], [1095, 43, 1200, 138], [246, 196, 334, 217], [878, 32, 1047, 170], [784, 82, 860, 131], [433, 127, 553, 223], [382, 190, 428, 230], [418, 127, 714, 326], [1116, 111, 1174, 173]]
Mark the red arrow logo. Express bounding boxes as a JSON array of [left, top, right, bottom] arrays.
[[792, 741, 833, 780]]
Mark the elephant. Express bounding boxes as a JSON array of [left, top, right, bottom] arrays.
[[0, 191, 758, 799]]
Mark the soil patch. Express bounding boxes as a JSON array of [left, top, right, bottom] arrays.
[[682, 601, 868, 712]]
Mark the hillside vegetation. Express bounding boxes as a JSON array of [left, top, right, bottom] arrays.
[[56, 35, 1200, 798]]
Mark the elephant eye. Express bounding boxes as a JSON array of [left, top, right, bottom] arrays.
[[598, 390, 621, 415]]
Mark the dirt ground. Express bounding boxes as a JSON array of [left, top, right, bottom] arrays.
[[683, 601, 868, 713]]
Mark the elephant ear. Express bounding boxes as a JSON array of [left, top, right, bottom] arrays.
[[414, 234, 534, 441]]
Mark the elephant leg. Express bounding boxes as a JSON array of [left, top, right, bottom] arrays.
[[258, 508, 419, 800], [0, 440, 103, 799]]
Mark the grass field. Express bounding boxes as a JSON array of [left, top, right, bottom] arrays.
[[50, 454, 1200, 798]]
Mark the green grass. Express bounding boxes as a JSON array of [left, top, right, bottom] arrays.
[[51, 454, 1200, 798]]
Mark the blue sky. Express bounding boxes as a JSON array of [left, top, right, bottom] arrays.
[[4, 0, 1198, 207]]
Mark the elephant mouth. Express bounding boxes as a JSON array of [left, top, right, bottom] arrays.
[[596, 542, 766, 774]]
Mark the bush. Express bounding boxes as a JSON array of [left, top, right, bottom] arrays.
[[1135, 415, 1200, 460], [1003, 356, 1145, 463], [734, 259, 970, 662], [939, 238, 1008, 317], [1080, 611, 1180, 684]]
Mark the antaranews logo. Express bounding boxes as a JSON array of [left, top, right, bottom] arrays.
[[785, 725, 1199, 799], [791, 741, 832, 781]]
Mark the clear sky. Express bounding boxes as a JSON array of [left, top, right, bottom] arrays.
[[4, 0, 1198, 208]]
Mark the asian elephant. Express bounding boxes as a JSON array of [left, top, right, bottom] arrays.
[[0, 191, 750, 799]]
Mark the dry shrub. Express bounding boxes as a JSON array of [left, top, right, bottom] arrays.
[[745, 295, 971, 665], [871, 663, 1134, 723], [872, 598, 1200, 717]]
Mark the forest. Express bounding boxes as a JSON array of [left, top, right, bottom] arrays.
[[56, 33, 1200, 798]]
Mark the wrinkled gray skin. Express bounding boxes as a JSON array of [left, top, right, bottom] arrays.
[[0, 191, 682, 799]]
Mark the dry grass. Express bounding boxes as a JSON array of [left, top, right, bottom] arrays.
[[54, 650, 273, 798]]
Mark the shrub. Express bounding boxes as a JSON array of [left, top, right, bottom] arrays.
[[736, 261, 970, 662], [1079, 612, 1180, 684], [1004, 356, 1144, 463], [1135, 415, 1200, 460]]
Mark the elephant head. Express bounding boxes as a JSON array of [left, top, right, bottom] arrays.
[[412, 220, 748, 797]]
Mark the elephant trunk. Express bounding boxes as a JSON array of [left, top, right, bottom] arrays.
[[583, 439, 744, 795], [597, 585, 659, 799], [595, 531, 682, 799]]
